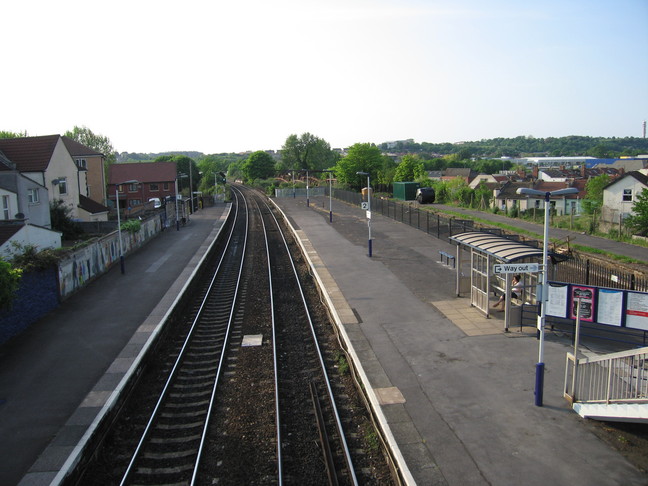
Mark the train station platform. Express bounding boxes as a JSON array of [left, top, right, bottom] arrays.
[[0, 205, 230, 486], [272, 194, 646, 486], [2, 193, 646, 486]]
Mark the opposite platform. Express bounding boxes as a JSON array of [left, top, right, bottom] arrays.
[[274, 194, 646, 486]]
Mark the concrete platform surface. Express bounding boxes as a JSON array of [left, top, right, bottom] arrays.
[[273, 194, 647, 486], [0, 205, 229, 486]]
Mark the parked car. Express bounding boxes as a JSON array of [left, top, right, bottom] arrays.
[[416, 187, 435, 204], [149, 197, 162, 208]]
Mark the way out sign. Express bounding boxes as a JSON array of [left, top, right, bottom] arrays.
[[493, 263, 540, 274]]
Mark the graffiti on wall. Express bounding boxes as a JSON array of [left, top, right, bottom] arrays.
[[58, 217, 162, 299]]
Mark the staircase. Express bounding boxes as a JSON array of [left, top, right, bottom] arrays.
[[564, 346, 648, 423]]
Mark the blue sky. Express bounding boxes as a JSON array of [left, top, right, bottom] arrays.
[[3, 0, 647, 154]]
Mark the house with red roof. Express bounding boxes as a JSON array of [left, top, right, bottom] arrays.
[[107, 162, 178, 211], [0, 135, 109, 222]]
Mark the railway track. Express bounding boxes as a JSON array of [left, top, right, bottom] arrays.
[[75, 186, 395, 485]]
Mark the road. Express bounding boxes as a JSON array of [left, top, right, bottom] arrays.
[[430, 203, 648, 265]]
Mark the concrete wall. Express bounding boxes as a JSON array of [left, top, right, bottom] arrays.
[[58, 215, 162, 299]]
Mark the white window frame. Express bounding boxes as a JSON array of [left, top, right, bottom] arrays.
[[28, 188, 39, 204], [58, 177, 68, 195], [2, 195, 9, 219], [76, 158, 87, 169], [622, 188, 632, 202]]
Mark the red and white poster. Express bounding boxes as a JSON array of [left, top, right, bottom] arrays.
[[626, 292, 648, 331], [570, 286, 595, 322]]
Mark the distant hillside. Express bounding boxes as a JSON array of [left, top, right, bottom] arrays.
[[379, 136, 648, 159], [116, 151, 205, 162]]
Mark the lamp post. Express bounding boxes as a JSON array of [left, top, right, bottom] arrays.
[[517, 186, 578, 406], [291, 169, 296, 198], [322, 170, 334, 223], [189, 163, 194, 213], [176, 173, 188, 231], [357, 171, 372, 257], [302, 169, 310, 207], [115, 180, 139, 274]]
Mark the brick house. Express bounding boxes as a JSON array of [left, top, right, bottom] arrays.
[[108, 162, 178, 210]]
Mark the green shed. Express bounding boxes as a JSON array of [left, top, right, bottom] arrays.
[[393, 182, 420, 201]]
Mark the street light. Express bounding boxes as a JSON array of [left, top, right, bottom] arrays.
[[115, 179, 139, 274], [357, 171, 372, 257], [302, 168, 310, 207], [322, 170, 334, 223], [517, 186, 579, 406], [176, 173, 188, 231]]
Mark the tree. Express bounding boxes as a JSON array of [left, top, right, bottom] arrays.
[[155, 155, 201, 196], [624, 188, 648, 236], [279, 133, 339, 172], [0, 258, 21, 310], [394, 155, 425, 182], [581, 174, 610, 214], [0, 130, 27, 139], [333, 143, 384, 188], [64, 126, 116, 164], [50, 199, 83, 240], [242, 151, 276, 182]]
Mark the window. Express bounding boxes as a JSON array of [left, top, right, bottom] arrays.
[[28, 188, 39, 204], [128, 183, 138, 192], [58, 178, 68, 195], [163, 182, 170, 191], [2, 195, 9, 219], [76, 158, 87, 169], [623, 189, 633, 202], [150, 183, 159, 191]]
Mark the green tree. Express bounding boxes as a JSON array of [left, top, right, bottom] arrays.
[[624, 188, 648, 236], [333, 143, 384, 188], [64, 126, 116, 164], [155, 155, 201, 196], [0, 130, 28, 139], [0, 258, 22, 310], [242, 151, 276, 182], [394, 155, 424, 182], [50, 199, 83, 240], [581, 174, 610, 214], [279, 133, 339, 172]]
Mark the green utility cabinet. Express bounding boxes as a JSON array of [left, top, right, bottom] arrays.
[[393, 182, 420, 201]]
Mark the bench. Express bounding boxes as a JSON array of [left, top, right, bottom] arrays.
[[438, 250, 456, 268]]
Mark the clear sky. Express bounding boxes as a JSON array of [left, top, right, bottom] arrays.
[[3, 0, 647, 154]]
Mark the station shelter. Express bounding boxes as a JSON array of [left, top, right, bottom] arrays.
[[449, 231, 545, 330]]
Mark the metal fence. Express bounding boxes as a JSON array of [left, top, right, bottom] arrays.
[[331, 188, 647, 293]]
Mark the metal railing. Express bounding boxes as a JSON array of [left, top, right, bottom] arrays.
[[564, 346, 648, 404]]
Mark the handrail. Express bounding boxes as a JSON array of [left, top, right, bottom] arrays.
[[565, 347, 648, 405]]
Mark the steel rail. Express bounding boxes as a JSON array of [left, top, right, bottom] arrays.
[[246, 189, 284, 485], [119, 190, 248, 486], [190, 188, 249, 485], [253, 190, 358, 485]]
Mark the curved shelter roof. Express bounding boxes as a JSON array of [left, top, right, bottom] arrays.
[[450, 231, 543, 263]]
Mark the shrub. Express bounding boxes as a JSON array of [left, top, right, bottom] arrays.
[[120, 219, 141, 233], [0, 258, 22, 310]]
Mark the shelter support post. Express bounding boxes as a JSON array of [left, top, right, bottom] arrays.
[[455, 244, 461, 296]]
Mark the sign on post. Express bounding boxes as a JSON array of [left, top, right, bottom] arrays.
[[361, 202, 369, 210], [493, 263, 540, 274]]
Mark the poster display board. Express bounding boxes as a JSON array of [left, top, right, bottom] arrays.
[[570, 286, 595, 322], [546, 283, 569, 318], [626, 292, 648, 331], [597, 289, 624, 327]]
